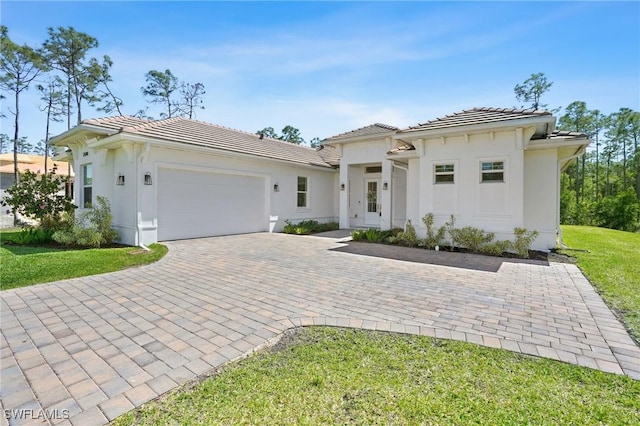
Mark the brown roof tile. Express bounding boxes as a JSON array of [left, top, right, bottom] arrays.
[[404, 107, 552, 132], [83, 116, 334, 169], [324, 123, 399, 142]]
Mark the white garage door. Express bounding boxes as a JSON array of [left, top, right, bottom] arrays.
[[157, 167, 267, 241]]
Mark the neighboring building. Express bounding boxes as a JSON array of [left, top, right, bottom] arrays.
[[0, 153, 74, 228], [49, 108, 590, 250]]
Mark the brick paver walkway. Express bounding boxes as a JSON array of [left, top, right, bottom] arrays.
[[1, 233, 639, 425]]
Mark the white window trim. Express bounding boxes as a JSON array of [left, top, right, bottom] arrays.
[[434, 163, 455, 184], [480, 160, 506, 183], [296, 175, 310, 209], [82, 163, 93, 208]]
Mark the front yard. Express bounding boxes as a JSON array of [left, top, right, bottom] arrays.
[[561, 225, 640, 342], [116, 327, 640, 426], [0, 230, 167, 290]]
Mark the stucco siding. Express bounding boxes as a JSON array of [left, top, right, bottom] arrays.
[[524, 149, 559, 250]]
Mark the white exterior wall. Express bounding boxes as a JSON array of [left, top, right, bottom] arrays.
[[524, 149, 559, 250], [404, 129, 541, 247], [81, 142, 336, 246]]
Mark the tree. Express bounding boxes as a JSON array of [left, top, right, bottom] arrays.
[[37, 76, 67, 172], [0, 133, 9, 153], [0, 25, 47, 199], [280, 125, 304, 145], [95, 55, 123, 115], [256, 127, 279, 139], [178, 82, 205, 119], [514, 72, 553, 110], [43, 27, 102, 128], [141, 69, 179, 118], [309, 137, 322, 148], [2, 169, 76, 231]]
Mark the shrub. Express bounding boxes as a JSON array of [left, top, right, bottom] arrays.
[[350, 229, 368, 241], [53, 196, 119, 248], [2, 169, 76, 231], [452, 226, 495, 253], [283, 219, 339, 235], [364, 228, 387, 243], [389, 220, 420, 247], [479, 239, 512, 256], [445, 214, 458, 251], [7, 227, 54, 245], [512, 227, 539, 258], [422, 213, 446, 249]]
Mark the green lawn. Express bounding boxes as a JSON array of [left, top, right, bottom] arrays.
[[0, 230, 167, 290], [561, 225, 640, 342], [116, 327, 640, 426]]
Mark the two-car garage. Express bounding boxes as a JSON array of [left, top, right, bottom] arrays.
[[156, 167, 268, 241]]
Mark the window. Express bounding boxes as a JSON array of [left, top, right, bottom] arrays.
[[365, 166, 382, 174], [434, 164, 455, 184], [481, 161, 504, 183], [297, 176, 308, 208], [82, 163, 93, 207]]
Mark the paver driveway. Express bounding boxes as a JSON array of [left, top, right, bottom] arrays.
[[1, 233, 639, 425]]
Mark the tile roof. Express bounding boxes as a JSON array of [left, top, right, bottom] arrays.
[[549, 129, 589, 138], [80, 116, 335, 169], [404, 107, 552, 133], [324, 123, 399, 142]]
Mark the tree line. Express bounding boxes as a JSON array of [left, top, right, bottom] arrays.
[[0, 26, 207, 184], [515, 73, 640, 232], [2, 25, 638, 232]]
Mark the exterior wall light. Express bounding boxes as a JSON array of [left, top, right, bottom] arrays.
[[116, 174, 125, 185], [144, 172, 153, 185], [273, 183, 279, 192], [340, 183, 345, 191], [383, 181, 388, 190]]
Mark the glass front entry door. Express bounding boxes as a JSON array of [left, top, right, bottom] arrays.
[[364, 179, 380, 226]]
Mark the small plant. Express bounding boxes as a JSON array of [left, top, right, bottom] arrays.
[[350, 229, 367, 241], [512, 227, 539, 258], [445, 214, 458, 251], [479, 239, 512, 256], [283, 219, 339, 235], [453, 226, 495, 253], [53, 196, 119, 248], [364, 228, 388, 243], [6, 227, 54, 245], [422, 213, 446, 250], [389, 220, 420, 247]]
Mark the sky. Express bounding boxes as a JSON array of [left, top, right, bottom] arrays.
[[1, 1, 639, 147]]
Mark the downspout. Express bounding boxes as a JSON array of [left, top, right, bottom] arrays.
[[136, 143, 152, 251], [556, 145, 587, 248]]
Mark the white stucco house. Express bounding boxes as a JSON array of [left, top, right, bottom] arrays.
[[49, 107, 589, 251]]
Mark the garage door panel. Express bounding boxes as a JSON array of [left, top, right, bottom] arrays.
[[157, 168, 266, 241]]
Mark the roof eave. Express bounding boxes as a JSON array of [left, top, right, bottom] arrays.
[[395, 115, 555, 141], [323, 130, 398, 145]]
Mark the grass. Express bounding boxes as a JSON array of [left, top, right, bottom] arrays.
[[0, 230, 168, 290], [561, 225, 640, 342], [115, 327, 640, 426]]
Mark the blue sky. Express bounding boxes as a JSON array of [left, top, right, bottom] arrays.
[[2, 1, 639, 146]]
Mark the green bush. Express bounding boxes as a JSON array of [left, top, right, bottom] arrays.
[[364, 228, 388, 243], [422, 213, 446, 249], [451, 226, 495, 253], [283, 219, 339, 235], [53, 196, 119, 248], [2, 169, 76, 231], [5, 227, 54, 245], [389, 220, 420, 247], [512, 227, 539, 258], [479, 239, 512, 256], [445, 214, 458, 251]]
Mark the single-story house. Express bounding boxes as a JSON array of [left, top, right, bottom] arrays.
[[0, 153, 74, 228], [49, 107, 590, 250]]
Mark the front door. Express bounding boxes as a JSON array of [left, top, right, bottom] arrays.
[[364, 179, 380, 226]]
